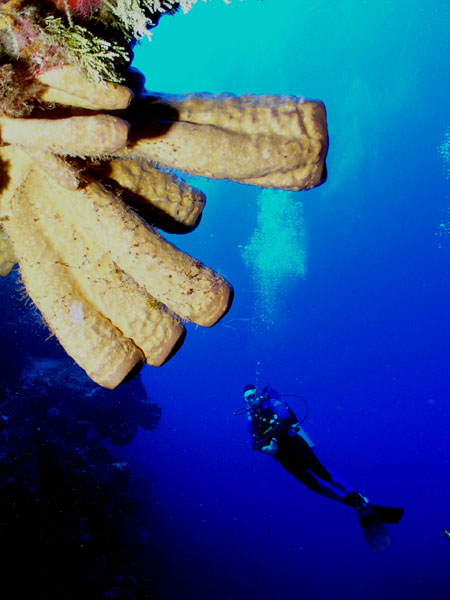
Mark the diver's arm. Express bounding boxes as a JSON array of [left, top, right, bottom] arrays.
[[251, 407, 298, 451], [253, 434, 278, 454], [251, 414, 292, 450], [252, 437, 277, 453]]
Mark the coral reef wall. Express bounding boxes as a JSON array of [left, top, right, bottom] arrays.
[[0, 271, 163, 599]]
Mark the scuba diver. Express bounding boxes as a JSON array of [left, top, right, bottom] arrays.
[[237, 383, 404, 552]]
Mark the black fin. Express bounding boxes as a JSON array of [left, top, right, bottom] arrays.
[[370, 505, 404, 524], [357, 504, 391, 553]]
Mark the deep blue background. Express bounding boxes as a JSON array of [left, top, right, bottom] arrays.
[[2, 1, 450, 598], [129, 1, 450, 598]]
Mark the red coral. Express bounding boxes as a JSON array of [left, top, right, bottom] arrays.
[[14, 14, 39, 47], [52, 0, 102, 18]]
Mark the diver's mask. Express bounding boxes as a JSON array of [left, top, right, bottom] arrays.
[[233, 387, 260, 415], [243, 388, 260, 407]]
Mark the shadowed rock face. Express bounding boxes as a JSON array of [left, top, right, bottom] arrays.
[[0, 273, 161, 599]]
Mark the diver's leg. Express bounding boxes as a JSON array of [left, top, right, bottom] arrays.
[[326, 469, 354, 494], [313, 472, 353, 503], [307, 457, 402, 552], [276, 456, 351, 503], [277, 435, 373, 506], [277, 435, 401, 552], [276, 435, 349, 502], [278, 435, 355, 502]]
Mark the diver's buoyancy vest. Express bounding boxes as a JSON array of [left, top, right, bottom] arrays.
[[250, 402, 281, 440]]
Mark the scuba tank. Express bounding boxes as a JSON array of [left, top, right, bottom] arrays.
[[289, 423, 314, 448]]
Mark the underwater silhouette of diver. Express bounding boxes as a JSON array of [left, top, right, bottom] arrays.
[[237, 384, 404, 552]]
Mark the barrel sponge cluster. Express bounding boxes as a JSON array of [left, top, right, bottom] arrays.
[[0, 3, 329, 388]]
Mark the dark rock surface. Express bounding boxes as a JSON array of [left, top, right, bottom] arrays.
[[0, 271, 161, 599]]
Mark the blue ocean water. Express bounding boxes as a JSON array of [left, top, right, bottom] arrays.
[[1, 1, 450, 598], [131, 1, 450, 598]]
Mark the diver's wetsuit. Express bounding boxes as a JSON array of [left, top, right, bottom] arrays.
[[276, 430, 335, 495], [248, 387, 341, 496]]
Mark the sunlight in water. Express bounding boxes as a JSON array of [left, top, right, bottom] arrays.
[[436, 133, 450, 247], [242, 189, 307, 325], [439, 132, 450, 173]]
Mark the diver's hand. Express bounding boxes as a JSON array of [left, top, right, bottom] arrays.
[[262, 438, 278, 455]]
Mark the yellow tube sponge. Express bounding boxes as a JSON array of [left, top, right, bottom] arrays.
[[96, 158, 206, 231], [31, 170, 232, 327], [0, 225, 16, 277], [0, 115, 130, 157], [36, 65, 134, 111], [5, 178, 144, 389], [22, 148, 81, 191], [0, 59, 329, 388], [120, 93, 328, 190], [23, 175, 185, 367]]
